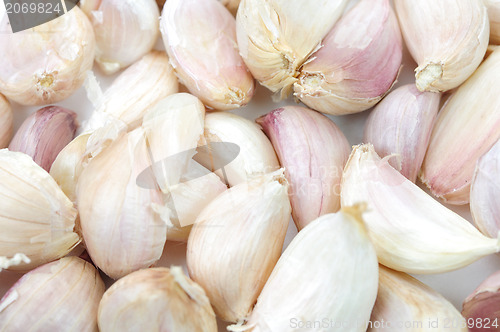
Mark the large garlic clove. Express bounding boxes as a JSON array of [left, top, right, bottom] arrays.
[[364, 84, 440, 183], [462, 270, 500, 330], [98, 267, 217, 332], [80, 0, 160, 75], [294, 0, 403, 115], [0, 94, 12, 148], [160, 0, 255, 110], [0, 257, 104, 332], [187, 169, 291, 323], [0, 6, 95, 106], [341, 144, 500, 274], [236, 0, 348, 99], [0, 150, 79, 271], [369, 265, 466, 332], [235, 206, 378, 332], [257, 106, 350, 230], [219, 0, 240, 15], [395, 0, 489, 92], [420, 48, 500, 205], [486, 0, 500, 44]]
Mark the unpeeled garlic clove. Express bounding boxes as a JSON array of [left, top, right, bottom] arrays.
[[0, 257, 104, 332], [364, 84, 440, 183], [294, 0, 402, 115], [187, 169, 291, 322], [341, 144, 500, 274], [395, 0, 489, 92], [486, 0, 500, 44], [97, 267, 217, 332], [0, 94, 12, 148], [420, 48, 500, 205], [462, 270, 500, 330], [0, 6, 95, 105], [257, 106, 350, 230], [219, 0, 240, 15], [161, 0, 255, 110], [236, 0, 348, 99]]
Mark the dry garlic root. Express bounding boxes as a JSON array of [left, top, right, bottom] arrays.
[[0, 94, 12, 149]]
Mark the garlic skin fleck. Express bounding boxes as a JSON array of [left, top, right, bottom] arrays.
[[395, 0, 489, 92], [80, 0, 160, 75], [341, 144, 500, 274], [462, 270, 500, 330], [0, 6, 95, 106], [187, 169, 291, 323], [98, 267, 217, 332], [236, 0, 348, 99], [364, 84, 440, 183], [421, 49, 500, 205], [0, 257, 104, 332], [161, 0, 255, 110], [257, 106, 350, 230], [486, 0, 500, 44], [0, 94, 12, 148], [294, 0, 402, 115], [219, 0, 240, 15]]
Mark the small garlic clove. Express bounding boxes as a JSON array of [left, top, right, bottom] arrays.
[[341, 144, 500, 274], [364, 84, 440, 183], [0, 6, 95, 105], [187, 169, 291, 323], [236, 0, 348, 99], [257, 106, 350, 230], [395, 0, 489, 92], [0, 94, 12, 148], [0, 257, 104, 332], [421, 48, 500, 205], [160, 0, 255, 110], [294, 0, 403, 115], [219, 0, 240, 15], [486, 0, 500, 44], [9, 106, 78, 172], [98, 267, 217, 332], [462, 270, 500, 330]]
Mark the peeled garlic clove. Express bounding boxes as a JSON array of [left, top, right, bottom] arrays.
[[462, 270, 500, 329], [421, 49, 500, 205], [0, 94, 12, 148], [369, 265, 466, 332], [341, 144, 500, 274], [0, 257, 104, 331], [236, 206, 378, 332], [294, 0, 402, 115], [0, 7, 95, 106], [395, 0, 489, 92], [80, 0, 160, 75], [486, 0, 500, 44], [236, 0, 348, 99], [98, 267, 217, 332], [257, 106, 350, 230], [364, 84, 440, 183], [187, 169, 291, 322], [219, 0, 240, 15], [161, 0, 255, 110]]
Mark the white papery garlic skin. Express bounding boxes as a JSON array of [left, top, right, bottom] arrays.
[[395, 0, 489, 92], [462, 270, 500, 327], [0, 94, 12, 148], [486, 0, 500, 44]]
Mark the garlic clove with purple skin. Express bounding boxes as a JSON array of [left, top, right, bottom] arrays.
[[0, 94, 12, 149]]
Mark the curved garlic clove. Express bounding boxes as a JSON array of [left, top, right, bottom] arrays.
[[257, 106, 350, 230], [421, 48, 500, 205], [187, 169, 291, 322], [341, 144, 500, 274], [161, 0, 255, 110], [236, 0, 348, 99], [80, 0, 160, 75], [486, 0, 500, 44], [395, 0, 489, 92], [219, 0, 240, 15], [364, 84, 440, 183], [98, 267, 217, 332], [0, 6, 95, 106], [294, 0, 402, 115], [462, 270, 500, 329], [0, 94, 12, 148]]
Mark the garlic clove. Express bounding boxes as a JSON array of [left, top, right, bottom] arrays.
[[0, 257, 104, 332], [236, 0, 348, 99], [462, 270, 500, 330], [257, 106, 350, 230], [364, 84, 440, 183], [219, 0, 240, 15], [187, 169, 291, 323], [394, 0, 489, 92], [160, 0, 255, 110], [341, 144, 500, 274], [486, 0, 500, 44], [0, 6, 95, 105], [294, 0, 403, 115], [420, 48, 500, 205], [97, 267, 217, 332], [0, 94, 12, 148]]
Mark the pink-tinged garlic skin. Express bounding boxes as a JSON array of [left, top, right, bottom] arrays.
[[294, 0, 402, 115], [9, 106, 78, 172], [0, 257, 104, 332], [364, 84, 440, 183], [0, 94, 12, 148], [257, 106, 350, 230], [160, 0, 255, 110], [486, 0, 500, 44]]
